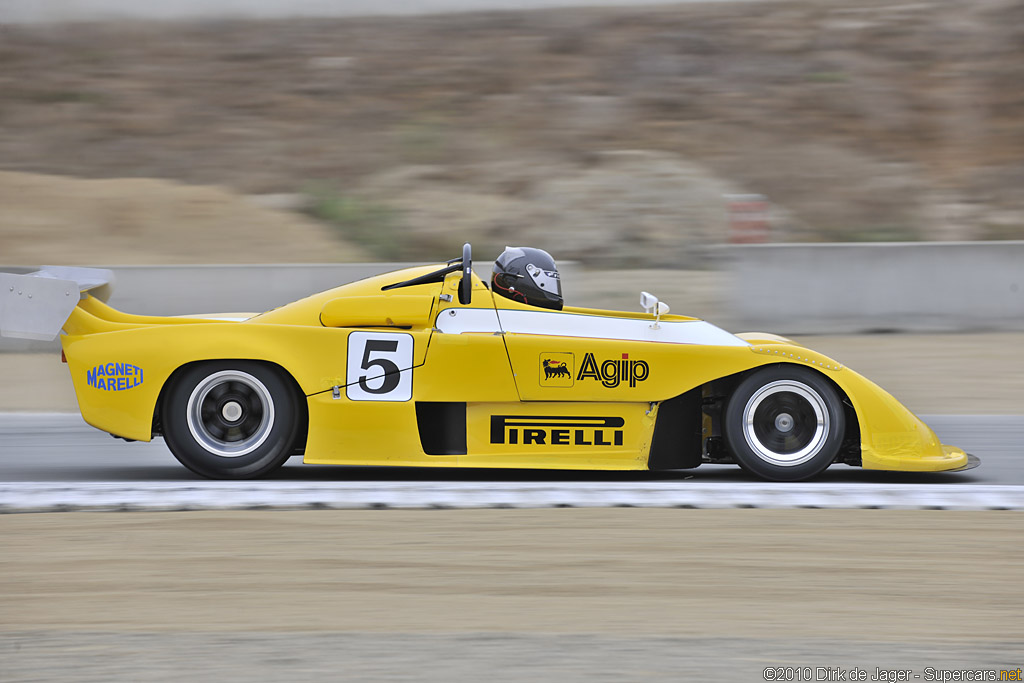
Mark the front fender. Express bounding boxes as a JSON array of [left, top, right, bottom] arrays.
[[746, 341, 967, 472], [829, 368, 967, 471]]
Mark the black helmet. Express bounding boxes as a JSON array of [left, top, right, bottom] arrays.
[[492, 246, 563, 310]]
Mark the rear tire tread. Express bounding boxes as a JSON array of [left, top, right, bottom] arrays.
[[161, 361, 301, 480]]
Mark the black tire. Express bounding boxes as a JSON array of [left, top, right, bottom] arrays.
[[161, 361, 301, 479], [723, 365, 845, 482]]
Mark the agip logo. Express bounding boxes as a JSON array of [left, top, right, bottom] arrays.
[[577, 352, 649, 388], [539, 353, 574, 387], [87, 363, 144, 392]]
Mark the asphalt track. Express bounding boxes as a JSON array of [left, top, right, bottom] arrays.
[[0, 413, 1020, 510], [0, 413, 1020, 484]]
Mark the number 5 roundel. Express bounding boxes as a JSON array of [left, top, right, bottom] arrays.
[[345, 331, 414, 401]]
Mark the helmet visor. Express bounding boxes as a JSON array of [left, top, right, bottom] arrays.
[[525, 262, 561, 298]]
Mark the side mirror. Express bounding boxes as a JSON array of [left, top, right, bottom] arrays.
[[641, 291, 670, 328], [640, 291, 658, 314], [652, 301, 670, 329]]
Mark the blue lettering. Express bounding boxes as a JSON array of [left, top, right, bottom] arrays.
[[88, 362, 145, 390]]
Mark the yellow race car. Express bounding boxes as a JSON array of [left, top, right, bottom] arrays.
[[0, 245, 976, 481]]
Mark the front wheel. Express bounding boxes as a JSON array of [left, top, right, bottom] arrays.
[[723, 366, 846, 482], [162, 361, 301, 479]]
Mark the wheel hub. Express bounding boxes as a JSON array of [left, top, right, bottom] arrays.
[[220, 400, 243, 423], [774, 412, 794, 432], [742, 380, 829, 467], [186, 370, 275, 458]]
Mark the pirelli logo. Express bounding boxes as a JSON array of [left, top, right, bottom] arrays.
[[490, 415, 625, 446]]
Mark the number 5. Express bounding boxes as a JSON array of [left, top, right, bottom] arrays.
[[346, 332, 413, 401]]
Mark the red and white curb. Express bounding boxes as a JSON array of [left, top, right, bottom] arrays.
[[1, 481, 1022, 512]]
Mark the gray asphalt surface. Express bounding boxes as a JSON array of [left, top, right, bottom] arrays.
[[0, 413, 1019, 485]]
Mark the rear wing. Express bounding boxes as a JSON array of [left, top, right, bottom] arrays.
[[0, 266, 115, 341]]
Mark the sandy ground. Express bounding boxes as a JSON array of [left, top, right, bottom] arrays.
[[3, 332, 1021, 414], [1, 509, 1021, 680], [789, 333, 1024, 416], [7, 509, 1020, 638], [0, 171, 366, 265]]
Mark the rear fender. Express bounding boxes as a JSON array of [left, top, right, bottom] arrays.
[[151, 358, 309, 453], [62, 322, 381, 441]]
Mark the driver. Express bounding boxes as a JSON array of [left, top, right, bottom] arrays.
[[491, 246, 563, 310]]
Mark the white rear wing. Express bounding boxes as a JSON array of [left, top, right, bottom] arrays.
[[0, 266, 115, 341]]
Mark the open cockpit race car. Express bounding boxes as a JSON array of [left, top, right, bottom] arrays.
[[0, 244, 977, 481]]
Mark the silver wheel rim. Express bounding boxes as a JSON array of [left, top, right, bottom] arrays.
[[186, 370, 275, 458], [742, 380, 829, 467]]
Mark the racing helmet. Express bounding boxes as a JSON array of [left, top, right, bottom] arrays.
[[491, 246, 563, 310]]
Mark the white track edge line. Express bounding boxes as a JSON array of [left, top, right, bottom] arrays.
[[1, 482, 1022, 511]]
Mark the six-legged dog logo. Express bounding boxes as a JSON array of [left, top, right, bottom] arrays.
[[542, 359, 571, 379], [539, 352, 574, 387]]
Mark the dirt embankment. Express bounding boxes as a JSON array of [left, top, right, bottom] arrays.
[[1, 0, 1022, 265], [0, 171, 365, 264]]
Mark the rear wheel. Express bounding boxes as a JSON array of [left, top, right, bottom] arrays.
[[162, 361, 301, 479], [723, 366, 845, 482]]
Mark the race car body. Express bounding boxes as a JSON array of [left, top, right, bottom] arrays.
[[0, 246, 975, 480]]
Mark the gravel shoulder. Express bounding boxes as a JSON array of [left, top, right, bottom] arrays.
[[1, 509, 1021, 681], [5, 509, 1021, 637]]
